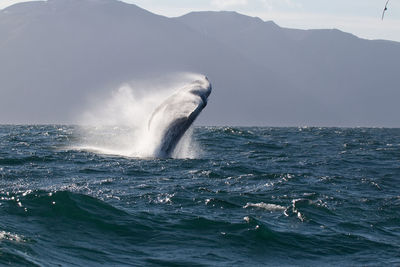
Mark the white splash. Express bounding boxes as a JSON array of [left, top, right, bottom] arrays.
[[243, 202, 287, 211], [0, 231, 24, 242], [74, 73, 206, 159]]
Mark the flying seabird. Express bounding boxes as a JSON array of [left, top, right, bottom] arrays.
[[382, 0, 389, 20]]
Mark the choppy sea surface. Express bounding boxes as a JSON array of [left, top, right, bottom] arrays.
[[0, 125, 399, 266]]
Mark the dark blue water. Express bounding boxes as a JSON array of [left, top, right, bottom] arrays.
[[1, 125, 399, 266]]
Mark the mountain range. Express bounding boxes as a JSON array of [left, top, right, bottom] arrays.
[[0, 0, 399, 126]]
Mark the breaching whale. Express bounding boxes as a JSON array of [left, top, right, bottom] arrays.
[[147, 75, 212, 158]]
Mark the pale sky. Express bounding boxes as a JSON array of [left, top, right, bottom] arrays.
[[1, 0, 400, 42]]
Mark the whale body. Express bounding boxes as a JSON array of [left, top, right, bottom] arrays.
[[147, 76, 211, 158]]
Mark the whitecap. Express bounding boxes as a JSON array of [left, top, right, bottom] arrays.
[[0, 231, 24, 242], [243, 202, 286, 211]]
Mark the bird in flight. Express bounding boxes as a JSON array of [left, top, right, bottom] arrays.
[[382, 0, 389, 20]]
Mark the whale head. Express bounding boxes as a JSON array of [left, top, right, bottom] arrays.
[[147, 75, 211, 158]]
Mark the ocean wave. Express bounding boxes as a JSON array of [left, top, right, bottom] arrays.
[[243, 202, 286, 211], [1, 126, 400, 265]]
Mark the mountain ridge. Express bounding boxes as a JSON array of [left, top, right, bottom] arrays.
[[1, 0, 399, 126]]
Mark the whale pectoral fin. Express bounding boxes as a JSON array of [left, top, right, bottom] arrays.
[[148, 102, 167, 130]]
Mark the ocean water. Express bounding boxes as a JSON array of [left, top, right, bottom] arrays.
[[0, 125, 399, 266]]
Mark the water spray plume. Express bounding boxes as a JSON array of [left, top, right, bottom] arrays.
[[74, 73, 211, 159]]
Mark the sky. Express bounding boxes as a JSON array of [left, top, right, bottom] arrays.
[[1, 0, 399, 42]]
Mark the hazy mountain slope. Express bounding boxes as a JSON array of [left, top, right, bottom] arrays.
[[177, 12, 400, 126], [0, 0, 296, 125], [0, 0, 399, 126], [0, 0, 283, 124]]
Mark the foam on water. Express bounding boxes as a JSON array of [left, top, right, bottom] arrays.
[[74, 73, 206, 158], [0, 231, 24, 242], [243, 202, 287, 211]]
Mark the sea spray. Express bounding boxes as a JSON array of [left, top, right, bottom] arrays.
[[75, 73, 206, 158]]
